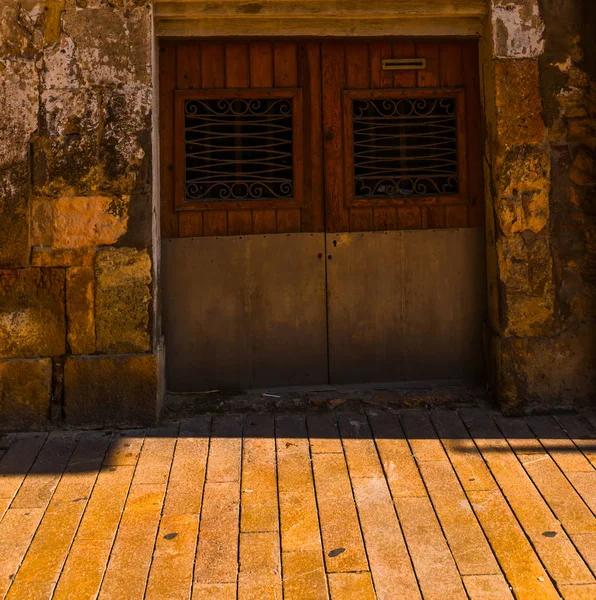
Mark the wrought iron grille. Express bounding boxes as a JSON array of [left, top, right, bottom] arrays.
[[352, 97, 459, 198], [184, 98, 294, 201]]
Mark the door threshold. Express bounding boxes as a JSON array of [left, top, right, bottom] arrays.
[[164, 380, 490, 420]]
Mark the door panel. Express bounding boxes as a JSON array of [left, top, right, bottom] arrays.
[[162, 234, 328, 391], [160, 40, 324, 238], [327, 228, 486, 384], [321, 40, 484, 233]]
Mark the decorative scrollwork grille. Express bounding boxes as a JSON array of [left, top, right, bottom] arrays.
[[184, 98, 294, 201], [352, 97, 459, 199]]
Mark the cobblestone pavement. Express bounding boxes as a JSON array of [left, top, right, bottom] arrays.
[[1, 409, 596, 599]]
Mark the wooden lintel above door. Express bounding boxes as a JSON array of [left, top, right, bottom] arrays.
[[154, 0, 488, 38]]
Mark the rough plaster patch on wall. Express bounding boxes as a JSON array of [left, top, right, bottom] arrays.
[[492, 2, 545, 58], [103, 88, 152, 165], [43, 34, 80, 90], [0, 59, 39, 164]]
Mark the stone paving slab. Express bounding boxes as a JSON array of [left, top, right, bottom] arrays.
[[0, 409, 596, 599]]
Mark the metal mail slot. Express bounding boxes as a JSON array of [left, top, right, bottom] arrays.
[[382, 58, 427, 70]]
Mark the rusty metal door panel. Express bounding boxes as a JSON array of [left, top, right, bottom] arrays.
[[327, 228, 486, 383], [162, 233, 327, 392]]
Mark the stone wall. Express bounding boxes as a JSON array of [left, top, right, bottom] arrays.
[[487, 0, 596, 413], [0, 0, 161, 429]]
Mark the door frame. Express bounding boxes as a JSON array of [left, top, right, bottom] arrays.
[[153, 3, 498, 390]]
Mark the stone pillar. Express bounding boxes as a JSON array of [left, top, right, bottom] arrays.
[[0, 0, 162, 428], [487, 0, 596, 412]]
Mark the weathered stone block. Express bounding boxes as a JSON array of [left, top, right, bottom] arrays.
[[495, 325, 596, 414], [66, 266, 95, 355], [0, 268, 66, 359], [0, 162, 30, 268], [31, 195, 129, 249], [32, 88, 101, 196], [0, 59, 39, 165], [494, 60, 545, 146], [95, 248, 152, 354], [494, 145, 550, 236], [502, 292, 554, 338], [0, 358, 52, 429], [64, 353, 161, 426], [31, 247, 95, 268], [568, 146, 596, 187], [497, 232, 553, 295], [492, 1, 545, 59], [100, 88, 152, 196], [62, 6, 151, 88]]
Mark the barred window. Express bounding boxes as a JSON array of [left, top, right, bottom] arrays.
[[183, 97, 294, 202], [352, 96, 459, 199]]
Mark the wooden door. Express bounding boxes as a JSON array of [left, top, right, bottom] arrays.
[[160, 39, 486, 391], [320, 40, 486, 383], [160, 41, 328, 391]]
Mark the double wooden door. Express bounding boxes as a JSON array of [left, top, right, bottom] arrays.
[[160, 40, 486, 391]]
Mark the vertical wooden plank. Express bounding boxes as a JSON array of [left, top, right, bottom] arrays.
[[201, 42, 225, 88], [440, 43, 469, 229], [369, 41, 397, 230], [322, 41, 348, 233], [178, 213, 203, 237], [201, 42, 228, 236], [177, 42, 202, 89], [425, 205, 445, 229], [398, 206, 422, 230], [228, 210, 253, 235], [345, 43, 373, 232], [445, 205, 469, 228], [249, 42, 274, 87], [252, 210, 277, 234], [176, 43, 204, 237], [273, 42, 298, 87], [159, 44, 178, 238], [392, 41, 417, 88], [203, 211, 228, 237], [249, 41, 277, 233], [463, 40, 484, 228], [415, 41, 442, 230], [225, 42, 249, 88], [439, 41, 464, 88], [274, 42, 301, 233], [298, 41, 324, 233], [415, 41, 440, 88], [369, 41, 393, 89], [275, 209, 301, 233]]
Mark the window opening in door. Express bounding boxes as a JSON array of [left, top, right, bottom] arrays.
[[184, 97, 294, 201], [352, 96, 459, 199]]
